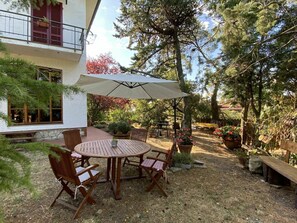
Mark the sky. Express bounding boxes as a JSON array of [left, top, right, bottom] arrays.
[[86, 0, 217, 82], [86, 0, 133, 67]]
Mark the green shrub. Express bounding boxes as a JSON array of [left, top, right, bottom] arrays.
[[108, 122, 118, 134], [116, 121, 131, 134], [173, 152, 193, 164]]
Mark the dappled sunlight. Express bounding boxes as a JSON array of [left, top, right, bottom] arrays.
[[2, 128, 296, 222]]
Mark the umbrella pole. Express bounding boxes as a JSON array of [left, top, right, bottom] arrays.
[[173, 99, 177, 138], [172, 99, 179, 153]]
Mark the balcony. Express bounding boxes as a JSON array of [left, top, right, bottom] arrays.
[[0, 10, 85, 61]]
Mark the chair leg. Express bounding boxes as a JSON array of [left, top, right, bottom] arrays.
[[73, 175, 100, 219], [50, 188, 64, 208], [81, 156, 90, 167], [144, 170, 168, 197], [50, 181, 75, 207], [60, 181, 75, 197], [122, 157, 129, 167]]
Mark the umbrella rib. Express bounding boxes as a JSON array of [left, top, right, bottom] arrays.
[[140, 85, 153, 99], [106, 82, 122, 96]]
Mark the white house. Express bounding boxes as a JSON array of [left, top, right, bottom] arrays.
[[0, 0, 100, 140]]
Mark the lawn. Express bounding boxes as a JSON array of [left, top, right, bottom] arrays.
[[2, 130, 297, 223]]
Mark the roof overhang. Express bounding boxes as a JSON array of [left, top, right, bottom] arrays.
[[86, 0, 101, 37]]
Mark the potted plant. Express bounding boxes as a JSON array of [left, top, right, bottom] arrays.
[[234, 148, 249, 168], [173, 152, 193, 169], [108, 122, 118, 135], [109, 121, 131, 139], [176, 128, 193, 154], [213, 125, 241, 150], [36, 16, 50, 28]]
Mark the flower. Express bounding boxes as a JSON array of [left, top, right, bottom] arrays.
[[213, 125, 241, 141], [176, 128, 193, 145]]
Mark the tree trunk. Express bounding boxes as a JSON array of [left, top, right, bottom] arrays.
[[241, 100, 249, 145], [211, 82, 220, 122], [173, 30, 191, 129]]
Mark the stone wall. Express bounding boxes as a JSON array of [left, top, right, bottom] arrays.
[[34, 128, 86, 141]]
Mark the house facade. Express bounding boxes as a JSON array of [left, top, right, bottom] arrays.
[[0, 0, 100, 139]]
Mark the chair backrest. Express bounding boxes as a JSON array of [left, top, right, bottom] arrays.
[[48, 146, 79, 185], [62, 129, 82, 151], [130, 128, 148, 142], [165, 143, 176, 168]]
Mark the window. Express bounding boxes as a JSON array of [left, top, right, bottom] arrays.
[[8, 67, 63, 125]]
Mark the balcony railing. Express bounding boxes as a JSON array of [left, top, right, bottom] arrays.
[[0, 9, 85, 52]]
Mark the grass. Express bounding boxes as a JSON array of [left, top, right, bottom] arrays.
[[1, 130, 297, 223]]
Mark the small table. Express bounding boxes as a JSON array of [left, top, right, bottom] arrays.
[[74, 139, 150, 200]]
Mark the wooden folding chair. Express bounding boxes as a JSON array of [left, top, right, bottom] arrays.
[[48, 146, 102, 219], [140, 143, 176, 197], [123, 128, 148, 167], [62, 129, 90, 166]]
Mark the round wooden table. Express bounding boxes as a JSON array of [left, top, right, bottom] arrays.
[[74, 139, 151, 200]]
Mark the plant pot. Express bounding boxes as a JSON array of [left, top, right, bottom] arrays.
[[181, 163, 192, 170], [223, 139, 241, 150], [178, 144, 193, 154], [113, 132, 130, 139], [37, 20, 49, 28]]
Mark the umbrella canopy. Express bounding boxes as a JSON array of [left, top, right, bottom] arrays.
[[75, 74, 188, 99]]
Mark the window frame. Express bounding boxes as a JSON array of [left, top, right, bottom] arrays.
[[8, 67, 63, 125]]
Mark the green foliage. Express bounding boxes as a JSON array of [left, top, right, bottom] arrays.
[[260, 102, 297, 143], [191, 97, 212, 121], [132, 100, 171, 128], [116, 121, 132, 134], [108, 107, 133, 123], [173, 152, 193, 165], [234, 148, 249, 159], [0, 40, 79, 192], [176, 128, 193, 145], [108, 121, 131, 134], [115, 0, 209, 128], [213, 125, 241, 141], [2, 0, 58, 11], [0, 135, 57, 192], [108, 122, 118, 134], [0, 42, 80, 115]]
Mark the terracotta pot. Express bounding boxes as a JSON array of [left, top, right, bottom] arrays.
[[37, 20, 49, 28], [223, 139, 241, 150], [178, 144, 193, 154], [113, 132, 130, 139]]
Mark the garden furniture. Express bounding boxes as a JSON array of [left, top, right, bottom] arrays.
[[48, 146, 102, 219], [123, 128, 148, 167], [74, 139, 151, 200], [62, 129, 90, 166], [259, 140, 297, 208], [140, 143, 176, 197]]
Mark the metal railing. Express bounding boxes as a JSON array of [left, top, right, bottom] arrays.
[[0, 9, 85, 52]]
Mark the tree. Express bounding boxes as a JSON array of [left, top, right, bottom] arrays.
[[86, 54, 129, 125], [114, 0, 208, 129], [208, 0, 297, 144], [0, 41, 79, 192], [1, 0, 57, 10]]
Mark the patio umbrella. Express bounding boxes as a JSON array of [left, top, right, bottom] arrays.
[[75, 74, 188, 99], [75, 73, 188, 137]]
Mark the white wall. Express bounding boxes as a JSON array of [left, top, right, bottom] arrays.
[[0, 52, 87, 132], [0, 0, 87, 50], [0, 0, 89, 133]]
